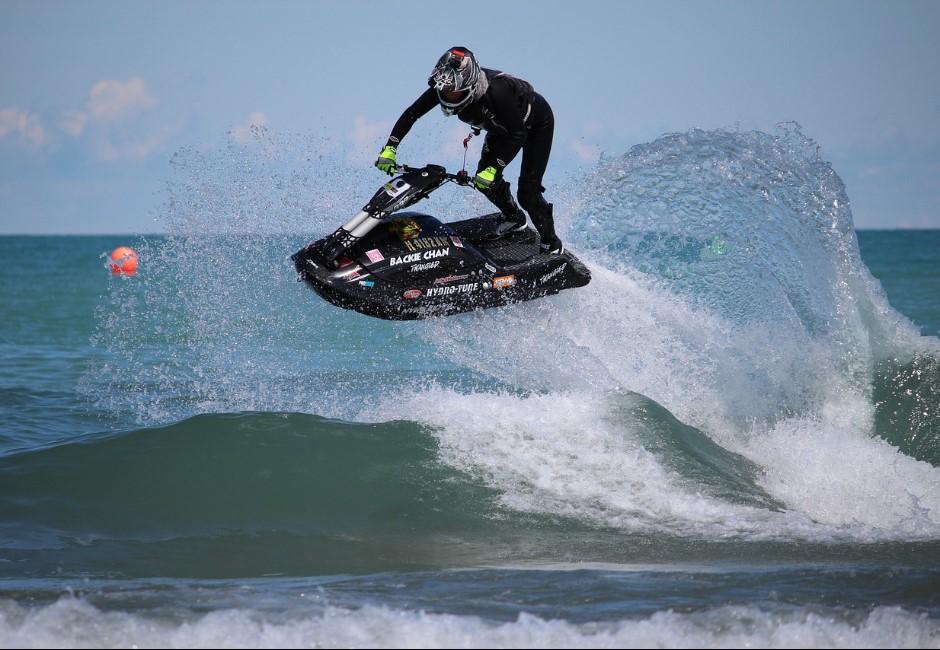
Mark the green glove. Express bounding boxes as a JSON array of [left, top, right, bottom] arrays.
[[375, 145, 397, 175], [473, 166, 498, 190]]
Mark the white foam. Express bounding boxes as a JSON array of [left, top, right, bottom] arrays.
[[368, 383, 940, 541], [0, 598, 937, 649], [362, 258, 940, 542], [377, 389, 717, 529], [421, 262, 842, 442], [362, 387, 806, 539], [742, 412, 940, 535]]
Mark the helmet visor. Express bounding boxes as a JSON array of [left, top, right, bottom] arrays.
[[441, 90, 470, 104], [441, 89, 468, 104], [437, 88, 471, 113]]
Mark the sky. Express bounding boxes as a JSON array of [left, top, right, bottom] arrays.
[[1, 0, 939, 233]]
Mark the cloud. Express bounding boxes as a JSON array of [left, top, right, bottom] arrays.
[[569, 139, 602, 163], [230, 112, 269, 144], [57, 77, 178, 162], [92, 122, 180, 162], [0, 108, 46, 146], [63, 77, 156, 137], [87, 78, 156, 122], [61, 111, 88, 137]]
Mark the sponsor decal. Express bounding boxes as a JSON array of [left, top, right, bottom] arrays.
[[425, 282, 478, 298], [366, 249, 384, 264], [404, 236, 450, 252], [306, 259, 319, 269], [384, 181, 411, 198], [450, 236, 464, 248], [493, 275, 515, 290], [358, 280, 375, 287], [409, 260, 441, 272], [389, 248, 450, 266], [538, 262, 567, 285], [433, 273, 470, 285], [403, 289, 422, 300], [484, 263, 497, 274], [388, 217, 421, 240]]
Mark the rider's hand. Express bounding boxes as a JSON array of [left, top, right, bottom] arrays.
[[375, 145, 397, 175], [473, 166, 497, 191]]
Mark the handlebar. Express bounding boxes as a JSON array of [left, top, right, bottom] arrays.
[[395, 164, 472, 186]]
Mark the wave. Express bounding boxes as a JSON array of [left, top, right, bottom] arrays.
[[0, 396, 780, 537], [408, 126, 940, 536], [873, 352, 940, 465], [0, 412, 512, 575], [0, 597, 937, 649], [77, 126, 940, 560], [6, 406, 939, 578]]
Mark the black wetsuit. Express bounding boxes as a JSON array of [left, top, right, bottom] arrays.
[[385, 69, 560, 247]]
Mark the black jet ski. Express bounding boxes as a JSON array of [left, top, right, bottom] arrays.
[[291, 164, 591, 320]]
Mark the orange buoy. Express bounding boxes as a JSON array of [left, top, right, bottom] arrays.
[[109, 246, 139, 276]]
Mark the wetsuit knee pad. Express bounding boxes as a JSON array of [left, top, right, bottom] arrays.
[[517, 180, 548, 214]]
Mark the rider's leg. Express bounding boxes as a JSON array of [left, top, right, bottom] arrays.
[[517, 94, 562, 252], [477, 176, 527, 230]]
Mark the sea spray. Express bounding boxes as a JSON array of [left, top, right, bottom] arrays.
[[82, 126, 940, 545], [409, 126, 940, 539], [82, 128, 502, 424]]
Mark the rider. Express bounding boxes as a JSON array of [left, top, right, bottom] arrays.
[[374, 47, 563, 254]]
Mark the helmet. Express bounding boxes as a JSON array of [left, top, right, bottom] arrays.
[[428, 47, 489, 116]]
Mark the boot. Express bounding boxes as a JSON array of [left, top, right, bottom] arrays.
[[481, 179, 528, 237], [530, 203, 564, 253], [539, 237, 564, 255], [493, 214, 528, 237]]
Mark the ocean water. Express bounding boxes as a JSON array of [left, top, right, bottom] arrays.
[[1, 126, 939, 648]]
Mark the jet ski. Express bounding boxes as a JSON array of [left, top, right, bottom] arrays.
[[291, 163, 591, 320]]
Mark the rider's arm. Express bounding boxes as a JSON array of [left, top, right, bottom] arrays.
[[385, 88, 438, 147], [478, 78, 527, 173]]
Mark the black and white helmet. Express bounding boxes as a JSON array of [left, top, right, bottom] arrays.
[[428, 47, 489, 116]]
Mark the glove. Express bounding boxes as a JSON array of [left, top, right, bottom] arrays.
[[375, 145, 397, 175], [473, 166, 498, 190]]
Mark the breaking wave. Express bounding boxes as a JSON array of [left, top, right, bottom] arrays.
[[77, 125, 940, 555]]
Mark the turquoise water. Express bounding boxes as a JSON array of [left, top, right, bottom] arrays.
[[858, 230, 940, 338], [1, 127, 939, 647]]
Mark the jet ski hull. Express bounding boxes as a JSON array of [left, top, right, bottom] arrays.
[[293, 212, 590, 320]]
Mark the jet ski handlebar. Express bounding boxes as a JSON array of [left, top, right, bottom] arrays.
[[395, 164, 473, 186], [319, 163, 471, 264]]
